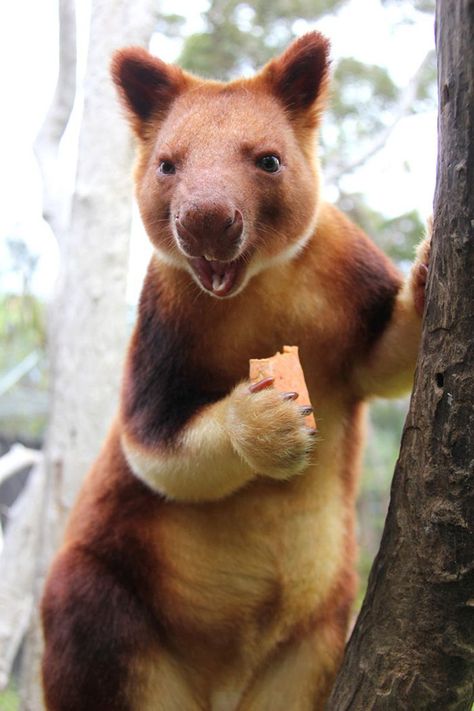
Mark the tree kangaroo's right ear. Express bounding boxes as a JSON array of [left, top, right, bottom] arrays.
[[111, 47, 191, 138]]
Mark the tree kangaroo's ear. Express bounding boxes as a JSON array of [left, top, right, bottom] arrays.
[[261, 32, 331, 127], [111, 47, 190, 138]]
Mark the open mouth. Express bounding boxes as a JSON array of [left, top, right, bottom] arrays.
[[189, 256, 245, 297]]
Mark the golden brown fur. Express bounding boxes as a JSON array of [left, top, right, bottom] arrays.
[[41, 32, 429, 710]]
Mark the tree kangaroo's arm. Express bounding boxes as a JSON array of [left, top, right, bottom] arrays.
[[119, 296, 315, 503], [121, 384, 314, 502], [121, 393, 255, 502], [353, 236, 430, 399]]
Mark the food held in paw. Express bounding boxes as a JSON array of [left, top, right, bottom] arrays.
[[249, 346, 316, 428]]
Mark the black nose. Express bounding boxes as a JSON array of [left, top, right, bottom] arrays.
[[175, 202, 244, 260]]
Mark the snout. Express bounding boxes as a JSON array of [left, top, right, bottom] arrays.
[[174, 201, 244, 261]]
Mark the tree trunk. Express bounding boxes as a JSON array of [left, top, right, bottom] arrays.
[[19, 2, 159, 708], [326, 2, 474, 709]]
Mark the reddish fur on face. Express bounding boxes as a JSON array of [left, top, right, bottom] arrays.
[[41, 32, 425, 711]]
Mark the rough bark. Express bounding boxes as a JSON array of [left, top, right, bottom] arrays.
[[19, 1, 159, 708], [326, 2, 474, 709]]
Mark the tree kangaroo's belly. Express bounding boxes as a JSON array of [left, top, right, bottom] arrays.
[[150, 459, 348, 649]]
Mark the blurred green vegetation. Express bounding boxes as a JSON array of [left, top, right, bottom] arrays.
[[0, 240, 49, 445], [177, 0, 346, 79], [0, 294, 45, 367], [382, 0, 435, 14], [0, 683, 19, 711]]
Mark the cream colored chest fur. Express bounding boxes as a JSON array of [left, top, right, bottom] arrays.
[[148, 415, 351, 662]]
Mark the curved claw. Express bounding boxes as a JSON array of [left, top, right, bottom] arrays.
[[248, 377, 275, 394]]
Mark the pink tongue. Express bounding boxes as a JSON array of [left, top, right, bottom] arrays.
[[191, 257, 238, 296]]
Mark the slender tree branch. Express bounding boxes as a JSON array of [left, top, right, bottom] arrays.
[[34, 0, 77, 237], [326, 50, 435, 185]]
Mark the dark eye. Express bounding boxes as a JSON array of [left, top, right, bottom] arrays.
[[158, 160, 176, 175], [256, 155, 281, 173]]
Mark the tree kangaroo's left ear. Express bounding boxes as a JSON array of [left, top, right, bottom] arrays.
[[262, 32, 331, 125], [111, 47, 190, 139]]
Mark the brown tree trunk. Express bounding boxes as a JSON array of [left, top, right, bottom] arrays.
[[326, 2, 474, 709]]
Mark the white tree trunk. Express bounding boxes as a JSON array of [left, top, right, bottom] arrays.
[[19, 1, 159, 708]]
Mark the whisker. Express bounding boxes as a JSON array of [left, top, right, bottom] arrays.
[[253, 221, 284, 241], [145, 216, 173, 229]]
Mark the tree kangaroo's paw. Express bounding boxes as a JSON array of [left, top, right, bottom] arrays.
[[227, 380, 317, 480], [411, 219, 432, 317]]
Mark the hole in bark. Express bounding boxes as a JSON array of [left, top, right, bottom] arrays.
[[442, 83, 450, 106], [435, 372, 444, 388]]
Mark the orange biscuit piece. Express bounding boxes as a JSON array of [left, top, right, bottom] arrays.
[[249, 346, 315, 427]]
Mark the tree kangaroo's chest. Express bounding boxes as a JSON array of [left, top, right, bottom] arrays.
[[149, 287, 357, 645], [148, 437, 348, 643], [193, 273, 349, 393]]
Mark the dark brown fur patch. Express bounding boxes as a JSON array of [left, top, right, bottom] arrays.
[[330, 224, 401, 357], [42, 433, 174, 710], [42, 546, 156, 711], [269, 32, 330, 116], [256, 189, 284, 232], [111, 48, 190, 137], [350, 234, 401, 350], [122, 268, 225, 446]]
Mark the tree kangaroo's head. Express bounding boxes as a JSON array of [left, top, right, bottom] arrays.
[[112, 32, 330, 298]]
